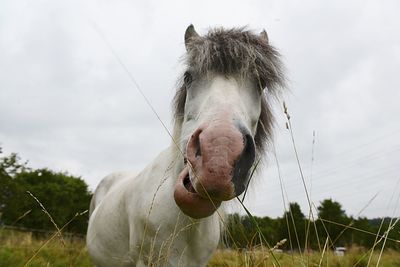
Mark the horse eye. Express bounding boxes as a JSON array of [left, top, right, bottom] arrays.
[[184, 71, 193, 85]]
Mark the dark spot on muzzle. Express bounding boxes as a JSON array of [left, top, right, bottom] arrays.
[[232, 129, 256, 196]]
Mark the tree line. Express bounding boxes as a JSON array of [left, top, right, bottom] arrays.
[[225, 201, 400, 251], [1, 147, 399, 251]]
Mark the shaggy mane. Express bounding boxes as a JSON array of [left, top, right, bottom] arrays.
[[173, 27, 286, 156]]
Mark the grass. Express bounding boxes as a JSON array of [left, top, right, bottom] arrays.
[[0, 228, 90, 267], [1, 228, 400, 267], [209, 248, 400, 267]]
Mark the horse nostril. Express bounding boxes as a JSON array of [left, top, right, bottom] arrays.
[[243, 134, 248, 150], [243, 134, 252, 154], [232, 131, 256, 196], [187, 128, 203, 164]]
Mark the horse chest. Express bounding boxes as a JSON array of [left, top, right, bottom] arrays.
[[128, 213, 220, 266]]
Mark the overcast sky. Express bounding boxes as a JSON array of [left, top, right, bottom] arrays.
[[1, 0, 399, 218]]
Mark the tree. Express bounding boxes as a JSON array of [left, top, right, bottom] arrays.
[[224, 213, 279, 249], [0, 147, 92, 234], [277, 202, 306, 251], [255, 215, 280, 247], [1, 168, 92, 234], [316, 198, 350, 247], [0, 148, 29, 218], [0, 151, 30, 177], [351, 216, 375, 248], [224, 213, 249, 248]]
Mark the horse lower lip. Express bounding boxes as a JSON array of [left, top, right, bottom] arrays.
[[174, 167, 222, 219]]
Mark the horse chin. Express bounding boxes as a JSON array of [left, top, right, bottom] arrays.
[[173, 166, 221, 219]]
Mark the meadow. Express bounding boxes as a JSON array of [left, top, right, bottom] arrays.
[[1, 228, 400, 267], [1, 106, 399, 267]]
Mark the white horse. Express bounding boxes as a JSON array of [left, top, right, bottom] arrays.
[[87, 25, 285, 266]]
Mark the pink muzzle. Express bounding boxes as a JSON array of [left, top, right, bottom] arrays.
[[174, 118, 255, 218]]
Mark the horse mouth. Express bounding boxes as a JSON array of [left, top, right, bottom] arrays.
[[183, 172, 197, 194], [173, 165, 221, 219]]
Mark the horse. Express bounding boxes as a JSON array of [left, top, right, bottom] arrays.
[[86, 25, 285, 266]]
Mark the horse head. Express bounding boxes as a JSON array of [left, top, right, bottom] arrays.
[[173, 25, 285, 219]]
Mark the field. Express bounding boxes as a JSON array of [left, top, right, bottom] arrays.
[[0, 228, 90, 267], [1, 228, 400, 267]]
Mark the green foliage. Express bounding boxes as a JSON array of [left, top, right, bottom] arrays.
[[224, 213, 280, 249], [0, 147, 91, 234], [0, 149, 30, 178], [224, 201, 400, 252], [277, 202, 306, 251], [317, 198, 351, 245], [0, 149, 30, 216], [318, 199, 346, 221], [1, 169, 91, 234]]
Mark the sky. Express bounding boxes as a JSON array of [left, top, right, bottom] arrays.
[[1, 0, 399, 219]]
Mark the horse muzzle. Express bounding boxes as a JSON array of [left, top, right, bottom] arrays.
[[174, 120, 256, 218]]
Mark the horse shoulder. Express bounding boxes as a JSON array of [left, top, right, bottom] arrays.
[[89, 171, 135, 217]]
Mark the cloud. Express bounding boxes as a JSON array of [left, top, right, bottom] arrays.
[[0, 0, 399, 218]]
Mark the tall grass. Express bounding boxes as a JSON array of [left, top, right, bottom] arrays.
[[209, 248, 400, 267], [0, 228, 90, 267], [2, 228, 400, 267]]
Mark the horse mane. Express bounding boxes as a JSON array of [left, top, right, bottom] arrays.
[[173, 27, 286, 156]]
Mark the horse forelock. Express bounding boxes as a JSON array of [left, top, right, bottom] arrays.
[[186, 27, 285, 93], [172, 27, 286, 157]]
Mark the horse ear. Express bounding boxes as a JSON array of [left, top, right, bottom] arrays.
[[260, 29, 269, 44], [185, 24, 199, 51]]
